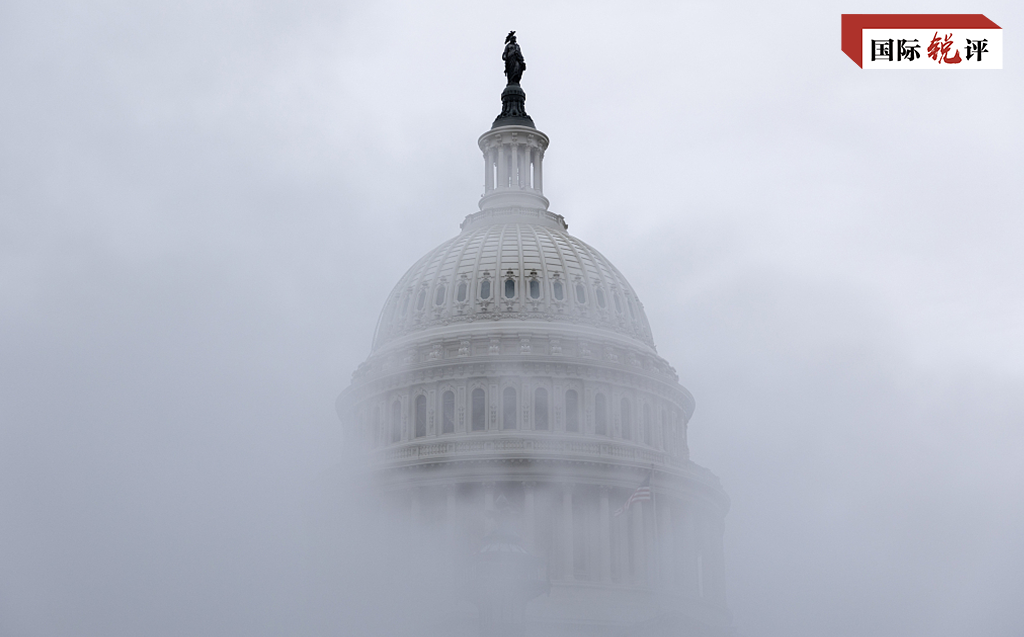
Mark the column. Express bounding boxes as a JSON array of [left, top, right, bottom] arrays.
[[631, 501, 646, 584], [679, 502, 699, 596], [535, 151, 543, 191], [511, 142, 519, 188], [599, 486, 612, 582], [659, 500, 674, 589], [529, 147, 537, 190], [615, 493, 629, 582], [707, 517, 726, 604], [497, 143, 507, 188], [692, 520, 708, 598], [520, 145, 528, 189], [483, 149, 491, 192], [446, 483, 457, 548], [482, 481, 496, 539], [410, 486, 421, 547], [647, 495, 659, 587], [490, 148, 498, 192], [484, 148, 492, 191], [523, 482, 536, 552], [561, 483, 574, 581]]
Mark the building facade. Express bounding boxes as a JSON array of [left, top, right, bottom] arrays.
[[337, 54, 732, 637]]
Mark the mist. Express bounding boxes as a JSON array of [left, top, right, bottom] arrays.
[[2, 1, 1023, 636]]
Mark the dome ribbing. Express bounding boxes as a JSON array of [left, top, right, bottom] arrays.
[[371, 217, 655, 353]]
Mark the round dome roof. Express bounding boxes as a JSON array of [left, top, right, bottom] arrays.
[[372, 209, 655, 353]]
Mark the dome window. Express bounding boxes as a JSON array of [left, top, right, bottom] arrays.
[[480, 279, 491, 300], [627, 296, 636, 319], [621, 397, 632, 441], [565, 390, 580, 432], [596, 288, 607, 308], [553, 280, 564, 301], [414, 395, 427, 438], [614, 294, 622, 314], [502, 387, 517, 429], [534, 388, 548, 430], [416, 289, 426, 311], [442, 391, 455, 434], [504, 278, 516, 299], [402, 294, 411, 314], [529, 279, 540, 299], [595, 393, 608, 436], [435, 284, 446, 306], [457, 281, 468, 303], [391, 400, 402, 443], [471, 389, 486, 431], [575, 283, 586, 304]]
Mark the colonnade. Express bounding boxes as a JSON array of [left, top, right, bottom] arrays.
[[397, 478, 727, 605], [482, 134, 544, 194]]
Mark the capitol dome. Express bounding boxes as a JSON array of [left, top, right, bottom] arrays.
[[372, 209, 656, 354], [338, 36, 731, 637]]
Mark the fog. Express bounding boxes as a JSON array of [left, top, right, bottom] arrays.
[[1, 1, 1023, 636]]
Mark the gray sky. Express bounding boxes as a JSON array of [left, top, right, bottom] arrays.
[[1, 1, 1022, 636]]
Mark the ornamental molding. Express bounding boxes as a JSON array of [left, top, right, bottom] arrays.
[[357, 447, 728, 507], [343, 356, 693, 412]]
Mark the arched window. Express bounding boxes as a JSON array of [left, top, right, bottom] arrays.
[[621, 397, 632, 440], [529, 279, 540, 299], [442, 391, 455, 434], [627, 296, 636, 319], [416, 289, 426, 311], [596, 288, 607, 308], [471, 388, 486, 431], [595, 393, 608, 436], [435, 284, 446, 306], [643, 403, 652, 446], [534, 388, 548, 430], [480, 279, 491, 300], [391, 400, 402, 443], [553, 280, 564, 301], [575, 282, 586, 303], [614, 294, 622, 314], [502, 387, 517, 429], [414, 395, 426, 438], [457, 281, 468, 302], [504, 278, 516, 299], [565, 390, 579, 432], [401, 294, 411, 314]]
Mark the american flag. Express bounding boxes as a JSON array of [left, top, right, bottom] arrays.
[[613, 471, 652, 516]]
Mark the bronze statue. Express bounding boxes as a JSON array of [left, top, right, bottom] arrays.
[[502, 31, 526, 85], [491, 30, 535, 128]]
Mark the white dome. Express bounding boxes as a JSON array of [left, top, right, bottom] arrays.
[[372, 208, 656, 353]]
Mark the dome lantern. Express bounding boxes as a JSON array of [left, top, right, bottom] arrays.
[[474, 31, 551, 219]]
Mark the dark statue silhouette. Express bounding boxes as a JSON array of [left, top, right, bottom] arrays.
[[492, 31, 535, 128], [502, 31, 526, 85]]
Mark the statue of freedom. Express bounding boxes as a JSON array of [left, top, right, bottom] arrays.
[[502, 31, 526, 85]]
